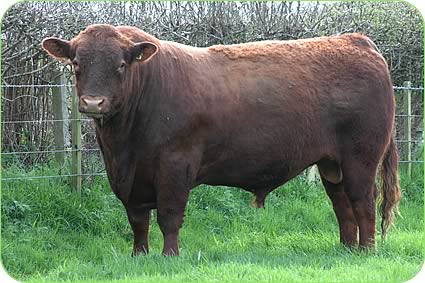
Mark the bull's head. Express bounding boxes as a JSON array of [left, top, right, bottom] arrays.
[[42, 25, 158, 123]]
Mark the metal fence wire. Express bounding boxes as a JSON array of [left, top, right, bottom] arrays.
[[1, 83, 424, 184]]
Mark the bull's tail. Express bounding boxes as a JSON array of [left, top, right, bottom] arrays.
[[380, 136, 401, 241]]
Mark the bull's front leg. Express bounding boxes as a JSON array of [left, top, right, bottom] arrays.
[[156, 159, 192, 256], [157, 197, 189, 256], [125, 206, 151, 256]]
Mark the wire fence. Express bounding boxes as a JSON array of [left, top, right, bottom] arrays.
[[1, 83, 424, 184]]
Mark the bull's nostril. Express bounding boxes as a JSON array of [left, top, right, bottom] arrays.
[[79, 96, 107, 114]]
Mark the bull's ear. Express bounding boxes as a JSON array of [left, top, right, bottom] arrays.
[[41, 37, 71, 63], [131, 42, 158, 63]]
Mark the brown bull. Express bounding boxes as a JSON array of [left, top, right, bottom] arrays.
[[42, 24, 400, 256]]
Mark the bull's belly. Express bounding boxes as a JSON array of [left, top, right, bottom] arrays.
[[196, 157, 310, 190]]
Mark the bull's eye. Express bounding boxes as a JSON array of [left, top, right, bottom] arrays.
[[117, 62, 126, 73]]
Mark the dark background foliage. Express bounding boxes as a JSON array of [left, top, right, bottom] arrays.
[[1, 1, 423, 158]]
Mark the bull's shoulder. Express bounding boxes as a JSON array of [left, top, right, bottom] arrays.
[[160, 41, 210, 61]]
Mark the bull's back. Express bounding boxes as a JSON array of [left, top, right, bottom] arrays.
[[203, 34, 392, 138]]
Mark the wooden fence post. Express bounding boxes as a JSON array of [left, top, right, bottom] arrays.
[[70, 76, 82, 193], [306, 165, 319, 183], [52, 73, 70, 165], [402, 81, 412, 178]]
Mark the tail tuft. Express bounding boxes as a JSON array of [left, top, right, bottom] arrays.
[[380, 137, 401, 241]]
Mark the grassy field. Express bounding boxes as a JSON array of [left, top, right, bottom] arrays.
[[1, 162, 424, 282]]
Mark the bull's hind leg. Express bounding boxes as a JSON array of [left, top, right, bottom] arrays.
[[341, 158, 379, 248], [318, 160, 358, 246]]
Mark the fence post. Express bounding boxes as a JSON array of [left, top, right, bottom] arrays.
[[51, 73, 70, 165], [306, 165, 319, 183], [70, 76, 82, 193], [402, 81, 412, 178]]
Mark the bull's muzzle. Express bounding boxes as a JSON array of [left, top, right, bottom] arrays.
[[79, 95, 110, 118]]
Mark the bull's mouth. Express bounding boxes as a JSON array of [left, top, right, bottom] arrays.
[[80, 111, 105, 119], [80, 111, 113, 127]]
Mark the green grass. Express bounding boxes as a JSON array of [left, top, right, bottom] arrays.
[[1, 162, 424, 282]]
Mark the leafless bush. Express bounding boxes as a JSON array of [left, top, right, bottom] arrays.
[[1, 1, 423, 158]]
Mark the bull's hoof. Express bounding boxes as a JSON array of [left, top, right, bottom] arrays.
[[132, 247, 149, 257], [162, 249, 179, 256], [250, 197, 264, 208]]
